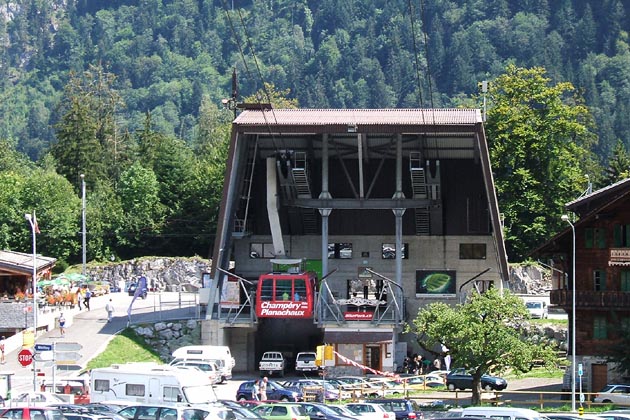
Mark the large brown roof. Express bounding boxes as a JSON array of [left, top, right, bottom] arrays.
[[234, 108, 482, 127]]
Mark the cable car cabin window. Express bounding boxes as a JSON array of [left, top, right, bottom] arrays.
[[276, 279, 293, 300], [260, 278, 273, 301], [126, 383, 145, 396], [94, 379, 109, 392], [294, 279, 306, 301]]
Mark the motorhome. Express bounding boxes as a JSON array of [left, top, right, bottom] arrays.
[[170, 345, 235, 383], [90, 362, 218, 405]]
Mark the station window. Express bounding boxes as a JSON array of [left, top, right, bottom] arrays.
[[93, 379, 109, 392], [585, 228, 607, 249], [328, 243, 352, 259], [126, 383, 145, 396], [382, 243, 408, 259], [250, 243, 275, 258], [622, 271, 630, 292], [459, 243, 487, 259], [614, 224, 630, 247]]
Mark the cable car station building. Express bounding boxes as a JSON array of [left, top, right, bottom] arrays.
[[203, 107, 508, 374]]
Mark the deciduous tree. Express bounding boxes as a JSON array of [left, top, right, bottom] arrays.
[[407, 288, 556, 405]]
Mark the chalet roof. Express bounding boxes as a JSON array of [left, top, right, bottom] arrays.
[[0, 250, 57, 276], [566, 177, 630, 215]]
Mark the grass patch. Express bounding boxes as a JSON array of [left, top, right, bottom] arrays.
[[529, 318, 568, 327], [504, 366, 565, 380], [85, 328, 162, 371]]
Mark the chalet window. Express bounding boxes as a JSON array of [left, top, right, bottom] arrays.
[[459, 243, 487, 259], [622, 271, 630, 292], [622, 317, 630, 332], [593, 316, 608, 340], [614, 224, 630, 247], [594, 270, 607, 291], [585, 228, 606, 249]]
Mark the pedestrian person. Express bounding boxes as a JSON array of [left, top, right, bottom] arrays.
[[0, 336, 5, 364], [59, 313, 66, 337], [77, 291, 84, 310], [252, 379, 260, 400], [259, 376, 268, 401], [105, 299, 115, 322], [84, 288, 91, 310]]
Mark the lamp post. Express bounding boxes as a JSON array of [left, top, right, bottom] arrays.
[[562, 214, 577, 412], [24, 212, 38, 392], [81, 174, 86, 276]]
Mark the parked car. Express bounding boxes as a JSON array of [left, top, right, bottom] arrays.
[[0, 407, 66, 420], [445, 368, 507, 391], [399, 375, 445, 389], [526, 301, 548, 319], [281, 379, 351, 401], [369, 399, 424, 420], [9, 392, 67, 407], [236, 380, 303, 402], [251, 404, 309, 420], [296, 402, 357, 420], [336, 377, 383, 397], [117, 404, 232, 420], [127, 283, 147, 298], [326, 406, 361, 419], [218, 401, 264, 420], [295, 352, 319, 374], [344, 403, 395, 420], [170, 359, 221, 384], [594, 385, 630, 404]]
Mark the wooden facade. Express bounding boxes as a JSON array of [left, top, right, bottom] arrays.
[[534, 178, 630, 389]]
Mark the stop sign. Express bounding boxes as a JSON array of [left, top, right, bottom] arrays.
[[18, 349, 33, 367]]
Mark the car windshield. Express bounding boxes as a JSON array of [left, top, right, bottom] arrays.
[[183, 384, 218, 404]]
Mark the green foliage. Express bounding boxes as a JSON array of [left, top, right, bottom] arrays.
[[407, 288, 557, 405], [485, 65, 599, 260]]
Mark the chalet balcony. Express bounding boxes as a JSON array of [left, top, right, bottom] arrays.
[[610, 248, 630, 265], [550, 289, 630, 308]]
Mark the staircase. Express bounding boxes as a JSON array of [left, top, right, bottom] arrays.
[[410, 152, 430, 235], [233, 139, 258, 238], [292, 152, 318, 234]]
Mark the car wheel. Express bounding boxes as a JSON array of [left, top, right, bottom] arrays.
[[483, 384, 493, 392], [447, 383, 456, 391], [237, 395, 246, 401], [602, 399, 612, 403], [280, 396, 290, 402]]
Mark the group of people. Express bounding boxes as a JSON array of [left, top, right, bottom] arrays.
[[251, 377, 268, 400], [402, 353, 442, 374], [76, 286, 92, 311]]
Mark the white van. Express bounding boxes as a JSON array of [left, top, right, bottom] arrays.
[[170, 345, 235, 383], [459, 407, 547, 420], [90, 362, 218, 405]]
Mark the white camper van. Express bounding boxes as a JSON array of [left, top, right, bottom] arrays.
[[170, 345, 235, 383], [457, 407, 547, 420], [90, 362, 218, 405]]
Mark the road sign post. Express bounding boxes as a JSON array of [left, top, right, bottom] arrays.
[[17, 349, 33, 367]]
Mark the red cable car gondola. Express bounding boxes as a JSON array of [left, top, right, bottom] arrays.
[[255, 259, 317, 319]]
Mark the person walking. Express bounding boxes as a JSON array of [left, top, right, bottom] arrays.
[[252, 380, 260, 400], [0, 336, 5, 364], [105, 299, 115, 322], [259, 377, 268, 401], [84, 288, 91, 310], [59, 313, 66, 337], [77, 291, 84, 310]]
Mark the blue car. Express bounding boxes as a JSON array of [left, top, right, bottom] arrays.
[[236, 380, 303, 402]]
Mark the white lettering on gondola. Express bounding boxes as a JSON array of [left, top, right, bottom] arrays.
[[259, 301, 308, 316]]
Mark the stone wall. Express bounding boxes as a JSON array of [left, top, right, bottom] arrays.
[[86, 257, 211, 292], [509, 264, 551, 295], [131, 319, 202, 361]]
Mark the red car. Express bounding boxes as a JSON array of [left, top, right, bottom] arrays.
[[0, 407, 66, 420]]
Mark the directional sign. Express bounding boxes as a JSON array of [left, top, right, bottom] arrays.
[[55, 352, 82, 365], [35, 344, 53, 352], [55, 342, 82, 352], [17, 349, 33, 367], [33, 351, 53, 362]]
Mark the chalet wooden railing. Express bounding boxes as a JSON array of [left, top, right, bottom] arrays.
[[610, 248, 630, 264], [551, 289, 630, 308]]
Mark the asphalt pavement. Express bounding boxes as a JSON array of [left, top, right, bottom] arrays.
[[2, 290, 200, 394]]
